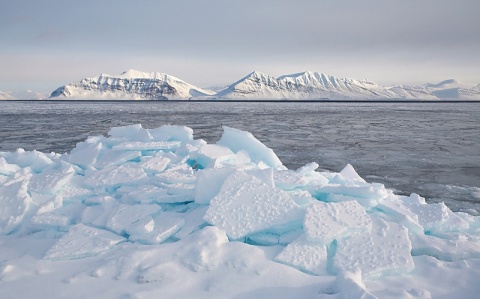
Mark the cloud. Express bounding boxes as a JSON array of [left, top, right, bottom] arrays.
[[0, 0, 479, 93]]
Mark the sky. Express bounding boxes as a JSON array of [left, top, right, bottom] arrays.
[[1, 0, 479, 98]]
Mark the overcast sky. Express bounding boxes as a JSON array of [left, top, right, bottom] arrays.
[[1, 0, 479, 97]]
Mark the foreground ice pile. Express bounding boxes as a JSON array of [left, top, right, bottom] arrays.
[[1, 124, 480, 298]]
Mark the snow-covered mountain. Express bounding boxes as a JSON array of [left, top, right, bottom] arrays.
[[49, 70, 480, 100], [423, 79, 480, 100], [216, 71, 480, 100], [50, 69, 215, 100], [0, 90, 14, 100], [215, 71, 440, 100]]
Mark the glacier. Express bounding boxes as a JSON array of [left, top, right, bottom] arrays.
[[47, 69, 480, 101], [1, 124, 480, 298]]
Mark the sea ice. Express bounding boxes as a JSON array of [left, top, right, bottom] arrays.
[[105, 203, 161, 235], [304, 200, 372, 244], [107, 124, 152, 142], [0, 180, 31, 234], [64, 137, 104, 169], [217, 126, 285, 169], [194, 168, 235, 205], [0, 149, 54, 172], [148, 125, 194, 143], [410, 232, 480, 261], [189, 144, 236, 169], [310, 183, 390, 209], [274, 234, 328, 275], [336, 163, 367, 184], [112, 141, 181, 151], [204, 171, 303, 239], [125, 213, 185, 244], [28, 161, 75, 194], [44, 223, 125, 260], [138, 154, 171, 173], [83, 163, 147, 188], [333, 218, 414, 279], [93, 148, 141, 169], [1, 123, 479, 298], [0, 157, 21, 176]]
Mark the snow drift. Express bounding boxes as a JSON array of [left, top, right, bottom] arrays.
[[1, 124, 480, 298]]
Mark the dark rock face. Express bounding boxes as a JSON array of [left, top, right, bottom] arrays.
[[50, 76, 178, 100]]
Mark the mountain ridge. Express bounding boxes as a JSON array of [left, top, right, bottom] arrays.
[[50, 69, 215, 100], [47, 70, 480, 101]]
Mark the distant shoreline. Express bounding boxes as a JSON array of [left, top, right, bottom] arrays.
[[3, 99, 480, 103]]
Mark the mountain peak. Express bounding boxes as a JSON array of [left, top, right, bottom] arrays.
[[246, 71, 270, 78], [425, 79, 475, 90], [118, 69, 167, 80], [50, 70, 214, 100]]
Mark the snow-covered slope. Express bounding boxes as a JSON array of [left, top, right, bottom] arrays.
[[0, 90, 14, 100], [423, 79, 480, 100], [50, 69, 215, 100], [215, 71, 462, 100], [216, 71, 397, 100], [48, 70, 480, 100]]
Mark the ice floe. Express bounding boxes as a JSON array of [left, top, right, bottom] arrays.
[[1, 124, 480, 298]]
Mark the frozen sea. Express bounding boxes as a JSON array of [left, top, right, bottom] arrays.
[[1, 100, 479, 214]]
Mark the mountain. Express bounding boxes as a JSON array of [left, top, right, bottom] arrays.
[[424, 79, 474, 90], [0, 90, 14, 100], [216, 71, 438, 100], [424, 79, 480, 100], [50, 69, 215, 100], [49, 70, 480, 100]]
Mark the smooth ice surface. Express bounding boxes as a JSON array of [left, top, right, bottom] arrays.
[[194, 168, 235, 205], [125, 214, 185, 244], [217, 126, 284, 169], [0, 180, 31, 234], [105, 203, 161, 235], [0, 123, 480, 298], [44, 223, 125, 260]]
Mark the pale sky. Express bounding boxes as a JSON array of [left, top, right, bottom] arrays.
[[1, 0, 479, 98]]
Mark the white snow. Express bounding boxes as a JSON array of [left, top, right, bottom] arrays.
[[1, 124, 480, 298], [204, 171, 303, 239], [274, 234, 328, 275], [333, 218, 415, 280], [48, 70, 480, 101], [49, 70, 215, 100], [44, 223, 125, 260], [303, 200, 372, 244]]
